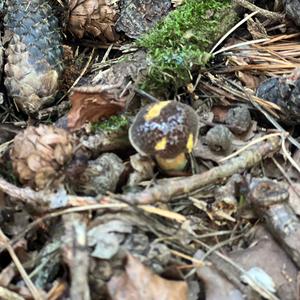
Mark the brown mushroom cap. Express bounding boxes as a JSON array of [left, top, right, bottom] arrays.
[[129, 101, 199, 159]]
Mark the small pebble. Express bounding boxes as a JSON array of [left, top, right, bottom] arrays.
[[206, 125, 232, 152], [225, 106, 251, 135]]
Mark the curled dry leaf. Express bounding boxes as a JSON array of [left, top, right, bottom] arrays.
[[67, 51, 147, 130], [107, 254, 188, 300], [195, 250, 243, 300], [68, 0, 119, 41], [67, 88, 126, 130]]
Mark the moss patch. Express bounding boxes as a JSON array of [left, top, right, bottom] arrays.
[[137, 0, 236, 95], [91, 115, 129, 133]]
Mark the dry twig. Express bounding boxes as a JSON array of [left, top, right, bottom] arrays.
[[63, 213, 91, 300], [233, 0, 284, 22], [0, 135, 281, 209], [121, 135, 281, 204], [0, 229, 44, 300]]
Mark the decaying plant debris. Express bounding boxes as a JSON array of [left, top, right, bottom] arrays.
[[1, 0, 300, 299]]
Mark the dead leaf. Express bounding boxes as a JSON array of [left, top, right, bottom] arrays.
[[195, 250, 243, 300], [67, 88, 126, 130], [88, 220, 132, 259], [212, 105, 229, 123], [237, 71, 260, 90], [247, 17, 268, 40], [107, 254, 188, 300], [229, 226, 298, 300]]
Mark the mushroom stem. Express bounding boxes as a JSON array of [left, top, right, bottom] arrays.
[[155, 152, 187, 172]]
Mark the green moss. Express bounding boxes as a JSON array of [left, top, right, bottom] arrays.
[[91, 115, 129, 133], [137, 0, 236, 95]]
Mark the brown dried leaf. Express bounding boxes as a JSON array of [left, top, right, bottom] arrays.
[[67, 89, 126, 130], [237, 71, 260, 90], [68, 0, 119, 41], [107, 254, 188, 300], [229, 226, 298, 300], [195, 250, 243, 300], [211, 105, 229, 123]]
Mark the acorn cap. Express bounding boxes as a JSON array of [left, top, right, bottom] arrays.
[[129, 101, 199, 159]]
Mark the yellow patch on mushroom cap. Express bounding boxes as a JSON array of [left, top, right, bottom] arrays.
[[186, 133, 194, 153], [144, 101, 170, 121], [155, 137, 167, 151]]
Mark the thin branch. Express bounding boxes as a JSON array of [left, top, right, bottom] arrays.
[[233, 0, 284, 22], [121, 135, 281, 204], [0, 230, 44, 300]]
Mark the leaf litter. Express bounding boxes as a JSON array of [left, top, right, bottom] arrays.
[[0, 1, 300, 299]]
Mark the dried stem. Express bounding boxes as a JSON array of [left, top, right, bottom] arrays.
[[0, 229, 44, 300], [233, 0, 284, 22], [63, 213, 90, 300], [0, 135, 281, 209], [121, 135, 281, 204]]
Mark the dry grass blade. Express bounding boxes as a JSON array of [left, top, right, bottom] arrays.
[[170, 250, 205, 267], [211, 11, 258, 54], [222, 33, 300, 76], [57, 48, 95, 104], [0, 287, 25, 300], [0, 229, 43, 300], [219, 132, 284, 162], [198, 75, 281, 118]]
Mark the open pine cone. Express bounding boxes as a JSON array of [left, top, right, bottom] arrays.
[[10, 125, 75, 190], [68, 0, 119, 41]]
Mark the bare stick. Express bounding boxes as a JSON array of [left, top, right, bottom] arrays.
[[63, 213, 90, 300], [0, 287, 25, 300], [122, 136, 281, 204], [0, 136, 281, 209], [0, 230, 44, 300], [233, 0, 284, 22]]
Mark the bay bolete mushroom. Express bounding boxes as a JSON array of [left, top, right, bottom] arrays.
[[129, 101, 199, 172]]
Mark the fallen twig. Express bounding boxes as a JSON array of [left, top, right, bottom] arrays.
[[63, 213, 90, 300], [0, 229, 44, 300], [233, 0, 284, 22], [0, 135, 281, 208], [122, 135, 281, 204]]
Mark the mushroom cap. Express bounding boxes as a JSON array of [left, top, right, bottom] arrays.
[[129, 101, 199, 158]]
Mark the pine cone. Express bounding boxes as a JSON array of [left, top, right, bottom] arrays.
[[10, 125, 74, 190], [68, 0, 119, 41], [4, 0, 63, 114]]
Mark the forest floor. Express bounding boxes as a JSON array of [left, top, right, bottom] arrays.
[[0, 0, 300, 299]]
